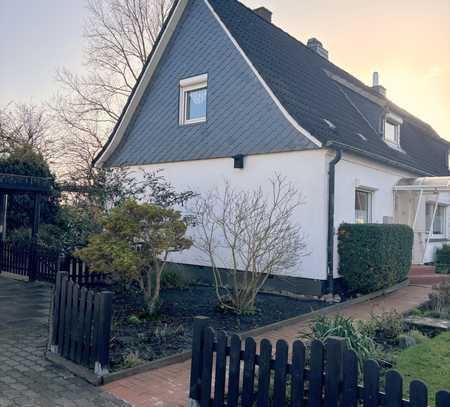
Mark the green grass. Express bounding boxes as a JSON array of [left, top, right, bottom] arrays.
[[394, 332, 450, 405]]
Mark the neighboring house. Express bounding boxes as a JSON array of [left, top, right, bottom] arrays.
[[95, 0, 450, 295]]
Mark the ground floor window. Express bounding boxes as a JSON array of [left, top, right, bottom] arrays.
[[426, 202, 447, 237], [355, 189, 372, 224]]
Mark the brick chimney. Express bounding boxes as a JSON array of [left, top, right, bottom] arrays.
[[307, 38, 329, 60], [253, 7, 272, 23], [372, 72, 387, 97]]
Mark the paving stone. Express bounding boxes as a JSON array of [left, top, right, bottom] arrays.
[[0, 277, 130, 406]]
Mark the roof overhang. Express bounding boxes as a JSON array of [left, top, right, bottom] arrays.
[[393, 177, 450, 192], [94, 0, 188, 168]]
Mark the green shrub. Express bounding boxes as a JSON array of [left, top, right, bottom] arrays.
[[161, 270, 187, 289], [301, 315, 377, 366], [361, 311, 406, 343], [338, 224, 413, 294], [435, 245, 450, 274]]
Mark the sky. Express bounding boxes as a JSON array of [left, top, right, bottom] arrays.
[[1, 0, 449, 139]]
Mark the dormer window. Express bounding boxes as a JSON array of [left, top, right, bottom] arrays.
[[179, 74, 208, 125], [383, 112, 403, 149]]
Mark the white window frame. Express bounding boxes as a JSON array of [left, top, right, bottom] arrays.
[[355, 188, 373, 224], [179, 74, 208, 125], [426, 201, 447, 239], [383, 112, 403, 149]]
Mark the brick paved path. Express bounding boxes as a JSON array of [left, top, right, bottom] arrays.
[[0, 276, 129, 407], [104, 284, 432, 407]]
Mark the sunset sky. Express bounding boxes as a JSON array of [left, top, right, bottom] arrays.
[[1, 0, 449, 139]]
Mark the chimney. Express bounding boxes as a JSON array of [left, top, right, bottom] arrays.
[[372, 72, 387, 97], [307, 38, 329, 60], [253, 7, 272, 23]]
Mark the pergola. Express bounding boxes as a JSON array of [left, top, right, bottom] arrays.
[[0, 173, 52, 242], [393, 176, 450, 264]]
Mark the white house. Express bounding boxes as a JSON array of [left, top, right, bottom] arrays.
[[94, 0, 450, 295]]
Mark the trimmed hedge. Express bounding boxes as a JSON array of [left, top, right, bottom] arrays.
[[435, 245, 450, 274], [338, 223, 414, 294]]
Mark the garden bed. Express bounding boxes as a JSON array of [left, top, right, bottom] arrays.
[[110, 285, 326, 371]]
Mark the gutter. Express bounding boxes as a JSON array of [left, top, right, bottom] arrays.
[[326, 147, 342, 294], [326, 141, 435, 177]]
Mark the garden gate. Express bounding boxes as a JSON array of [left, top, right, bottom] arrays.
[[188, 319, 450, 407], [49, 271, 113, 375]]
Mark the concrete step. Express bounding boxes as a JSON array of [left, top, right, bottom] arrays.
[[409, 273, 450, 286], [409, 265, 436, 276]]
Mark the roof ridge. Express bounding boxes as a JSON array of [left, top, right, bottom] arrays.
[[230, 0, 449, 146], [225, 0, 373, 87]]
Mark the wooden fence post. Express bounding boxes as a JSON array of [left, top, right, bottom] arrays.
[[188, 316, 209, 406], [50, 271, 67, 353], [325, 337, 347, 407], [94, 291, 113, 376]]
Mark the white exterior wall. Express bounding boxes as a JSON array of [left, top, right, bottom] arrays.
[[122, 148, 449, 282], [125, 150, 329, 280], [332, 151, 450, 271]]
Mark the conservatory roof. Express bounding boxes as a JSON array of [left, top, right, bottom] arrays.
[[394, 177, 450, 191]]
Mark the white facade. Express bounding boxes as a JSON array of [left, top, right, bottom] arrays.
[[123, 148, 449, 282], [127, 149, 328, 280]]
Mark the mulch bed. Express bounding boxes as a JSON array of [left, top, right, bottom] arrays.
[[110, 285, 326, 371]]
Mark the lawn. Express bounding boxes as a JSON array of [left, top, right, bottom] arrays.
[[394, 332, 450, 405]]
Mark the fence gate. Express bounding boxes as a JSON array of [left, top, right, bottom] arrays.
[[49, 271, 113, 375], [188, 319, 450, 407]]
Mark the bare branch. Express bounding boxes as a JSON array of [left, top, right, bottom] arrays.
[[190, 175, 309, 314]]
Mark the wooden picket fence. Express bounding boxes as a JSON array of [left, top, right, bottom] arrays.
[[0, 240, 31, 277], [61, 256, 110, 289], [0, 241, 109, 288], [49, 271, 113, 375], [188, 319, 450, 407]]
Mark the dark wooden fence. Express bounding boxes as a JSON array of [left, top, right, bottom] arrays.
[[0, 241, 30, 277], [0, 241, 109, 288], [49, 271, 113, 375], [189, 319, 450, 407], [60, 256, 110, 289]]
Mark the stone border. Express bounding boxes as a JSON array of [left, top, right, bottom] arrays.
[[46, 352, 102, 386], [48, 279, 410, 386]]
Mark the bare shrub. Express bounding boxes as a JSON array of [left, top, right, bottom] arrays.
[[191, 175, 309, 315]]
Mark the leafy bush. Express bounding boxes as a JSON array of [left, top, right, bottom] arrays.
[[428, 282, 450, 314], [338, 224, 413, 294], [76, 199, 192, 315], [435, 245, 450, 274], [302, 315, 377, 365], [160, 270, 187, 289], [361, 311, 405, 343]]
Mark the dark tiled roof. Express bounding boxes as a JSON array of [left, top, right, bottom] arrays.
[[209, 0, 450, 176]]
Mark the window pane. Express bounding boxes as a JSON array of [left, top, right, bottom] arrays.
[[426, 203, 446, 235], [385, 121, 398, 144], [186, 88, 207, 121], [355, 190, 370, 224]]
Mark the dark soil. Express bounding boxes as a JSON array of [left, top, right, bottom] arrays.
[[110, 285, 326, 371]]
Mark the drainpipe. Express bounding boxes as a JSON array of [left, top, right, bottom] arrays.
[[327, 148, 342, 294]]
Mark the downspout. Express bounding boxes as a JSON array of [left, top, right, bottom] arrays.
[[327, 148, 342, 294]]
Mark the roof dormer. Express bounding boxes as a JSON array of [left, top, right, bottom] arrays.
[[383, 111, 403, 150]]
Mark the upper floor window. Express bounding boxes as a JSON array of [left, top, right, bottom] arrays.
[[355, 189, 372, 224], [383, 112, 403, 148], [426, 202, 447, 237], [179, 74, 208, 125]]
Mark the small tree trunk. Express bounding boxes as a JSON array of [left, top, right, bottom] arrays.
[[143, 268, 153, 312], [147, 270, 161, 315]]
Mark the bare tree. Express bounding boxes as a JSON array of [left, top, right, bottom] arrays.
[[191, 175, 309, 315], [52, 0, 173, 182], [0, 103, 57, 162]]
